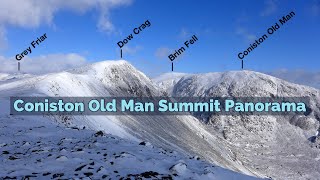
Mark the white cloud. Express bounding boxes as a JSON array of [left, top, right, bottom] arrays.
[[310, 0, 320, 16], [236, 27, 257, 42], [155, 47, 171, 59], [98, 13, 115, 33], [0, 27, 8, 50], [122, 45, 142, 55], [0, 0, 132, 32], [235, 13, 257, 43], [235, 1, 276, 43], [0, 53, 88, 74], [178, 28, 191, 39], [260, 0, 277, 17]]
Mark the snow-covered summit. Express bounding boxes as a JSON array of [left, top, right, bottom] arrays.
[[172, 70, 320, 96], [155, 70, 320, 96], [155, 69, 320, 179], [0, 60, 162, 97]]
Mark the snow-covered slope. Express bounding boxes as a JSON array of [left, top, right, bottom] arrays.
[[0, 106, 258, 179], [157, 70, 320, 180], [0, 60, 262, 179], [1, 60, 319, 179], [0, 60, 160, 97]]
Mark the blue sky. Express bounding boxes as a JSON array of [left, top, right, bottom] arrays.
[[0, 0, 319, 78]]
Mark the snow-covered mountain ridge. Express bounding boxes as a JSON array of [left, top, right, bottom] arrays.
[[1, 60, 319, 179], [154, 70, 320, 180]]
